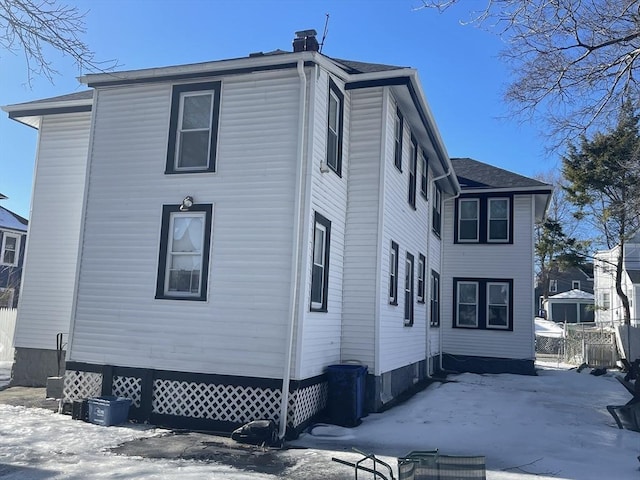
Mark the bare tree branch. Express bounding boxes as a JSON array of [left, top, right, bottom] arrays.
[[0, 0, 117, 86], [419, 0, 640, 147]]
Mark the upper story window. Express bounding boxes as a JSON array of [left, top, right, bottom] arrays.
[[166, 81, 221, 174], [454, 278, 513, 330], [420, 150, 428, 199], [408, 134, 418, 208], [311, 212, 331, 312], [432, 184, 442, 236], [394, 108, 403, 171], [488, 198, 510, 242], [326, 79, 344, 176], [572, 280, 581, 290], [156, 203, 213, 301], [454, 195, 512, 244], [458, 199, 479, 242], [602, 292, 610, 310], [549, 279, 558, 293], [0, 233, 20, 266], [389, 241, 399, 305]]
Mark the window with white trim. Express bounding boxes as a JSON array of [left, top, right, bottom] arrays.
[[166, 81, 221, 174], [549, 279, 558, 293], [389, 241, 399, 305], [456, 281, 478, 327], [602, 292, 610, 310], [404, 252, 414, 326], [0, 233, 20, 266], [394, 108, 403, 171], [326, 79, 344, 176], [310, 213, 331, 312], [455, 196, 512, 244], [488, 198, 509, 242], [487, 282, 510, 329], [432, 184, 441, 235], [458, 199, 479, 242], [156, 204, 212, 301], [430, 270, 440, 327], [417, 253, 426, 303], [420, 150, 428, 199], [454, 278, 513, 330], [572, 280, 581, 290], [408, 134, 417, 208]]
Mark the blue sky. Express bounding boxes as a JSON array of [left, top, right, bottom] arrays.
[[0, 0, 557, 219]]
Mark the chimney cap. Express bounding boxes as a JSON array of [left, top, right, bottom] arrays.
[[295, 29, 317, 38]]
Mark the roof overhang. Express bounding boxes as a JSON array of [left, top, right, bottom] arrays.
[[2, 97, 93, 129]]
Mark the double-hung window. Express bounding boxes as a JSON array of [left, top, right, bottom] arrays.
[[166, 81, 221, 174], [310, 213, 331, 311], [156, 203, 213, 301], [420, 150, 428, 199], [389, 241, 399, 305], [417, 254, 426, 303], [454, 278, 513, 330], [572, 280, 581, 290], [458, 199, 479, 242], [0, 233, 20, 266], [549, 279, 558, 293], [404, 253, 414, 326], [430, 270, 440, 327], [432, 184, 441, 236], [394, 108, 403, 171], [456, 281, 479, 327], [602, 292, 611, 310], [455, 196, 512, 244], [408, 135, 418, 208], [488, 198, 509, 242], [487, 282, 510, 329], [326, 79, 344, 176]]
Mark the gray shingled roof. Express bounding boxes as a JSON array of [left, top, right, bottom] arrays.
[[329, 57, 406, 74], [7, 90, 93, 109], [627, 270, 640, 284], [451, 157, 551, 190]]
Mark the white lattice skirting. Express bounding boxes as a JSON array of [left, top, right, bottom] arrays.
[[62, 365, 327, 433]]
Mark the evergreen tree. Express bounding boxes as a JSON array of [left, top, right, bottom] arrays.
[[563, 100, 640, 324]]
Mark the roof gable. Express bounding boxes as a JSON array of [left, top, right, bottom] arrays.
[[0, 206, 28, 232], [451, 157, 551, 191]]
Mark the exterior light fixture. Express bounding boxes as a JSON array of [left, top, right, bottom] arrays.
[[180, 196, 194, 211]]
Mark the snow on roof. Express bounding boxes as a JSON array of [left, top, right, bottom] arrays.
[[548, 288, 594, 300], [0, 206, 28, 232]]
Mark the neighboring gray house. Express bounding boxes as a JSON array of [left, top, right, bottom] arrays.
[[3, 33, 550, 437], [0, 194, 28, 309], [440, 158, 552, 375]]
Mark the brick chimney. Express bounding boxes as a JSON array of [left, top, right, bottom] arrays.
[[293, 29, 319, 52]]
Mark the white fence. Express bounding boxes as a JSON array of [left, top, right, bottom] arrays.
[[0, 308, 16, 362]]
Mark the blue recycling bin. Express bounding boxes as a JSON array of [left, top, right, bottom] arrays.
[[326, 364, 368, 427]]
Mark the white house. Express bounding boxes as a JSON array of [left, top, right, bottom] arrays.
[[594, 231, 640, 328], [3, 31, 550, 437], [440, 158, 552, 375]]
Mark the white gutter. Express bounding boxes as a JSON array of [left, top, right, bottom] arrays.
[[278, 59, 307, 441]]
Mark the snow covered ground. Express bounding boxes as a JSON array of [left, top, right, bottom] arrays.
[[0, 360, 638, 479]]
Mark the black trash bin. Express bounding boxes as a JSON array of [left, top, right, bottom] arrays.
[[326, 364, 368, 427]]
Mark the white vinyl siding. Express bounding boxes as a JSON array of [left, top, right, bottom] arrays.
[[441, 194, 536, 359], [298, 70, 349, 378], [14, 112, 91, 350], [341, 87, 384, 371], [69, 71, 301, 378]]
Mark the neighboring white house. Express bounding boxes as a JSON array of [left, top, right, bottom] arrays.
[[3, 32, 550, 436], [594, 231, 640, 328], [440, 158, 552, 375]]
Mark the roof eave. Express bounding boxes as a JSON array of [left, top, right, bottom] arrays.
[[3, 98, 93, 129]]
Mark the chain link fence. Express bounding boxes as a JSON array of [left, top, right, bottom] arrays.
[[536, 322, 619, 368]]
